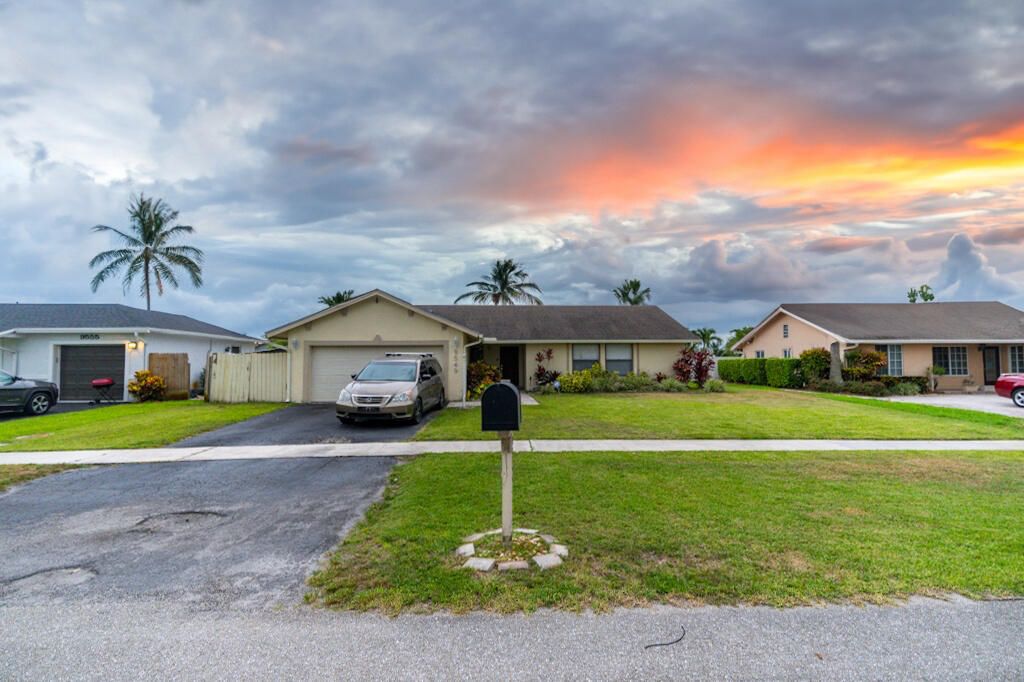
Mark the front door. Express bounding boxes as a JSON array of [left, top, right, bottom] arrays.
[[983, 347, 1001, 385], [499, 346, 520, 387]]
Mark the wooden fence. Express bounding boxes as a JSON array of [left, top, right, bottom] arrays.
[[148, 352, 190, 398], [207, 352, 287, 403]]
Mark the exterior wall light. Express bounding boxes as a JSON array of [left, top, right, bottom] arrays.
[[127, 341, 139, 351]]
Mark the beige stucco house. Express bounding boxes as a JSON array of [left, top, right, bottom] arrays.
[[266, 289, 697, 403], [735, 302, 1024, 391]]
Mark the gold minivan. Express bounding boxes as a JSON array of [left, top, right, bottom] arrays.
[[336, 353, 446, 424]]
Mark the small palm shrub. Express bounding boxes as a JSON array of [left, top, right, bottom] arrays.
[[128, 370, 166, 402], [703, 379, 726, 393]]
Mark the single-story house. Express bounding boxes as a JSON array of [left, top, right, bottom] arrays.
[[0, 303, 257, 401], [735, 301, 1024, 390], [265, 289, 697, 403]]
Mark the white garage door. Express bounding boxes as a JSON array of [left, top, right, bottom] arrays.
[[309, 345, 445, 402]]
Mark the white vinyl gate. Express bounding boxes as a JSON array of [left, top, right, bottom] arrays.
[[309, 345, 444, 402]]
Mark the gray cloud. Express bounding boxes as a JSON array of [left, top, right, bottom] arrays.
[[934, 233, 1017, 299], [2, 1, 1024, 335]]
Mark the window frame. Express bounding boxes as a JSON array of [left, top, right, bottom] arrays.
[[782, 324, 789, 339], [754, 350, 765, 359], [604, 343, 634, 375], [571, 344, 600, 372], [875, 344, 903, 377], [782, 348, 792, 359], [932, 346, 968, 376], [1011, 346, 1024, 373]]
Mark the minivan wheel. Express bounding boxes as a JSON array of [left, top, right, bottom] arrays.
[[1013, 388, 1024, 408], [410, 399, 424, 424], [26, 392, 52, 416]]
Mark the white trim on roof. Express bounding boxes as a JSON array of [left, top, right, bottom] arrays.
[[853, 339, 1024, 344], [0, 327, 255, 343], [265, 289, 482, 339], [734, 306, 850, 349], [479, 338, 697, 344]]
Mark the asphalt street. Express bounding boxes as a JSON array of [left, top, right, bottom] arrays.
[[0, 457, 395, 608], [2, 597, 1021, 680]]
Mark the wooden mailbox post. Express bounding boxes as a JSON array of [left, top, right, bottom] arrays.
[[481, 381, 522, 543]]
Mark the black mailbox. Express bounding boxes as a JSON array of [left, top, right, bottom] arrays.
[[481, 381, 521, 432]]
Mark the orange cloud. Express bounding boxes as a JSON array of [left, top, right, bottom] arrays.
[[475, 85, 1024, 215]]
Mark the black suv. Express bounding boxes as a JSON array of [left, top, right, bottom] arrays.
[[0, 370, 58, 416]]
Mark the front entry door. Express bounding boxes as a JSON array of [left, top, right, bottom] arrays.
[[499, 346, 520, 387], [983, 347, 1001, 385]]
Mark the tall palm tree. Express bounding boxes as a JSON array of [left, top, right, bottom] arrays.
[[612, 278, 651, 305], [693, 327, 723, 353], [318, 290, 354, 308], [454, 259, 543, 305], [89, 195, 203, 310]]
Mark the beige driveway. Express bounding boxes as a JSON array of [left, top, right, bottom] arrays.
[[883, 392, 1024, 418]]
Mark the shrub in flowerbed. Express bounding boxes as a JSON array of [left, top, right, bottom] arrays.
[[799, 347, 831, 381], [467, 360, 502, 399], [765, 358, 802, 388], [558, 366, 595, 393], [532, 348, 561, 387], [843, 350, 887, 381], [673, 347, 715, 387], [703, 379, 726, 393], [127, 370, 167, 402], [889, 381, 922, 396]]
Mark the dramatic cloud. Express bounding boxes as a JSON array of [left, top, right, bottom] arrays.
[[2, 0, 1024, 336], [934, 234, 1018, 299]]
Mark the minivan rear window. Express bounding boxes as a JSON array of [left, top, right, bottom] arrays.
[[357, 362, 417, 382]]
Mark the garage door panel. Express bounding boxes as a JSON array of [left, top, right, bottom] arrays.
[[309, 346, 444, 403], [59, 345, 126, 401]]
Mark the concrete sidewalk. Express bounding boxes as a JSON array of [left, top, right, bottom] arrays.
[[4, 438, 1024, 465]]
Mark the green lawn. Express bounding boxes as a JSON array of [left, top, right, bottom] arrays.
[[307, 450, 1024, 613], [0, 401, 285, 452], [0, 464, 77, 491], [418, 387, 1024, 440]]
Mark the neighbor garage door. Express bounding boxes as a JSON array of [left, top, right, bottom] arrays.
[[59, 345, 126, 400], [309, 345, 444, 402]]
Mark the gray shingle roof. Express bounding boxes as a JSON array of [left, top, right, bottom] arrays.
[[419, 305, 696, 341], [0, 303, 253, 340], [782, 302, 1024, 341]]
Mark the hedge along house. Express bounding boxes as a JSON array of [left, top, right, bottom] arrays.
[[734, 302, 1024, 391], [265, 289, 697, 403], [0, 303, 257, 401]]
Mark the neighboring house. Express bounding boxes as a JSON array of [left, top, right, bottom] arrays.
[[265, 289, 697, 403], [735, 302, 1024, 390], [0, 304, 256, 401]]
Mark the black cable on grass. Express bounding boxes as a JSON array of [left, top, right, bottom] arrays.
[[644, 625, 686, 650]]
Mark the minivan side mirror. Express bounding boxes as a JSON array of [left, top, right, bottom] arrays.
[[351, 373, 358, 380], [420, 372, 431, 382]]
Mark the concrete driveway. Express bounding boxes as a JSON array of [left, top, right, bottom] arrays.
[[0, 457, 394, 607], [883, 392, 1024, 418], [173, 402, 439, 447]]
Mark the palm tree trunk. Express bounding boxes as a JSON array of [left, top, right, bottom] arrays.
[[144, 255, 151, 310]]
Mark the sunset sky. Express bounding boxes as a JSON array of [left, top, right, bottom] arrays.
[[2, 1, 1023, 336]]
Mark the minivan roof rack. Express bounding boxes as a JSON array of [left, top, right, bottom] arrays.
[[384, 352, 433, 358]]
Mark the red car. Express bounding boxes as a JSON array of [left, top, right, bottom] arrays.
[[994, 374, 1024, 407]]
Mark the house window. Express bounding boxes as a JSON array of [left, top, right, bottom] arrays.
[[605, 344, 633, 375], [932, 346, 968, 376], [875, 344, 903, 376], [1011, 346, 1024, 373], [782, 348, 792, 359], [755, 350, 765, 359], [783, 324, 789, 339], [572, 344, 600, 372]]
